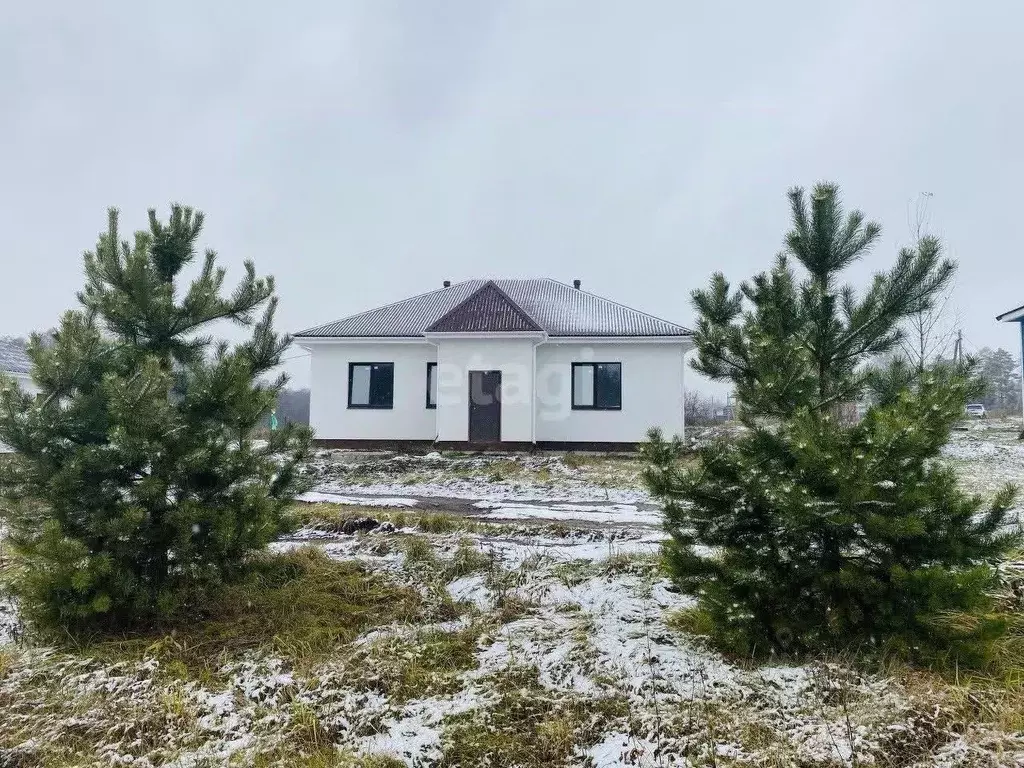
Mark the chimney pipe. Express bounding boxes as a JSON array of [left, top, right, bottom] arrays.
[[443, 280, 451, 288], [573, 279, 581, 289]]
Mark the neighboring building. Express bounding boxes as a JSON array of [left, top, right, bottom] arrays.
[[0, 338, 36, 395], [0, 338, 36, 453], [295, 279, 693, 449], [997, 303, 1024, 426]]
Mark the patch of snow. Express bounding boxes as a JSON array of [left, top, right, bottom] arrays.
[[942, 441, 1000, 460], [586, 732, 659, 768], [0, 595, 20, 645], [356, 689, 484, 763], [478, 534, 665, 568], [314, 479, 650, 505], [472, 501, 663, 526], [446, 575, 491, 611], [269, 538, 406, 573], [295, 491, 418, 507], [546, 575, 739, 693]]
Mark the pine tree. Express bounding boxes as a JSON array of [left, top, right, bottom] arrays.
[[0, 206, 311, 631], [644, 183, 1019, 660], [976, 347, 1022, 413]]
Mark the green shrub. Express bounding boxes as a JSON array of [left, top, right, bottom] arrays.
[[0, 206, 310, 633], [645, 183, 1019, 663]]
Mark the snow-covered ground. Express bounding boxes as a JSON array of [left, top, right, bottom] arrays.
[[941, 420, 1024, 502], [304, 449, 652, 505], [1, 526, 952, 766], [2, 423, 1024, 766]]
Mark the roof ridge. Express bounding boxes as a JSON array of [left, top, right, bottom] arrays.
[[539, 278, 690, 333], [425, 280, 543, 333], [294, 280, 478, 336]]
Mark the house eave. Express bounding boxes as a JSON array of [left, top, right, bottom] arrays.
[[422, 331, 548, 341], [997, 305, 1024, 323], [296, 332, 694, 348], [546, 334, 693, 346], [294, 336, 432, 348]]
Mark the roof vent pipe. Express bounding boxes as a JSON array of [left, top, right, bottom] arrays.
[[443, 280, 451, 288], [573, 279, 581, 289]]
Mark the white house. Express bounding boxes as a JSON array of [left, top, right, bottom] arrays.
[[0, 338, 36, 395], [0, 338, 36, 453], [296, 279, 692, 449]]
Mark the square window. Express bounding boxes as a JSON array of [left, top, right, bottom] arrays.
[[571, 362, 621, 410], [348, 363, 394, 408]]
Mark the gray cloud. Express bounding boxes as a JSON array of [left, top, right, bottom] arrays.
[[3, 1, 1022, 392]]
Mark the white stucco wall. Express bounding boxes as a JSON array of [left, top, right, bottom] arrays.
[[0, 372, 38, 452], [434, 337, 537, 442], [306, 342, 437, 441], [305, 337, 687, 444], [9, 372, 38, 395], [534, 341, 686, 442]]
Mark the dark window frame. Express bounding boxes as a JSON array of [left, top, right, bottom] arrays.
[[347, 362, 395, 409], [426, 362, 438, 409], [571, 362, 622, 411]]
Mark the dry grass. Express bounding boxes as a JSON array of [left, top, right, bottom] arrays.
[[894, 610, 1024, 736], [667, 601, 1024, 762], [248, 744, 405, 768], [437, 664, 628, 767], [343, 623, 484, 702], [78, 547, 427, 678], [287, 502, 400, 531], [290, 502, 502, 537]]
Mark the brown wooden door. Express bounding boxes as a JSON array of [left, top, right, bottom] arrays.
[[468, 370, 501, 443]]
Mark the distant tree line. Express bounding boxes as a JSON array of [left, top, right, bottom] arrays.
[[684, 390, 727, 426], [262, 388, 310, 427]]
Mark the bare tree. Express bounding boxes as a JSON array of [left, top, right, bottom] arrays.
[[899, 193, 961, 371], [684, 389, 720, 426]]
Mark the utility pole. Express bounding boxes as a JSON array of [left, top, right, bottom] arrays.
[[952, 329, 963, 365]]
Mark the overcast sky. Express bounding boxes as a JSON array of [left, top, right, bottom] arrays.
[[3, 1, 1023, 392]]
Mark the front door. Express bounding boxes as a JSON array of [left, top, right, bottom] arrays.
[[468, 370, 501, 443]]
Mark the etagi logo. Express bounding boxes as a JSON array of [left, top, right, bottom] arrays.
[[433, 347, 600, 422]]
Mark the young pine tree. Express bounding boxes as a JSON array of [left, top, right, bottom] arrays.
[[643, 183, 1019, 660], [0, 206, 311, 631]]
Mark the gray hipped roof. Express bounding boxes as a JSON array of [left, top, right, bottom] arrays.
[[295, 278, 691, 338], [0, 338, 31, 375]]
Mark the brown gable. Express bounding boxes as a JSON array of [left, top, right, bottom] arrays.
[[425, 281, 543, 333]]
